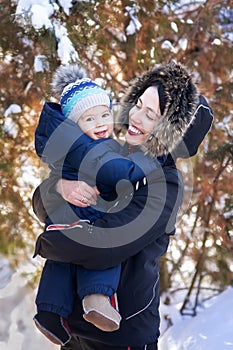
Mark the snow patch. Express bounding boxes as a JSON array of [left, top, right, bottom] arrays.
[[159, 287, 233, 349]]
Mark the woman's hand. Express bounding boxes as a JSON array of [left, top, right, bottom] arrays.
[[56, 179, 99, 207]]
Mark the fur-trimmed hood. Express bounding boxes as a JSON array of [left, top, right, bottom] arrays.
[[116, 61, 199, 157]]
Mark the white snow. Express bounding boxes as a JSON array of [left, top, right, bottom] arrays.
[[56, 30, 79, 65], [0, 258, 13, 289], [161, 40, 177, 53], [15, 0, 79, 64], [1, 257, 232, 349], [34, 55, 49, 72], [125, 6, 142, 36], [171, 22, 178, 33], [15, 0, 54, 29], [0, 259, 56, 350], [211, 38, 221, 46], [4, 104, 22, 117], [30, 4, 54, 30], [3, 104, 22, 137], [58, 0, 73, 16], [178, 38, 188, 51], [159, 287, 233, 349]]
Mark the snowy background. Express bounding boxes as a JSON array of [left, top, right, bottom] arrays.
[[1, 1, 232, 349], [14, 0, 219, 73], [1, 256, 233, 350]]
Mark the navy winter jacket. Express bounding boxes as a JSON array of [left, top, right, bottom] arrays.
[[33, 95, 213, 346]]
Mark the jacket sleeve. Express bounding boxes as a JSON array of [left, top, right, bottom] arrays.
[[33, 166, 183, 269], [167, 95, 214, 162], [32, 176, 64, 223]]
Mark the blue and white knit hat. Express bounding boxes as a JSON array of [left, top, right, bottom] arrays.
[[52, 65, 112, 123]]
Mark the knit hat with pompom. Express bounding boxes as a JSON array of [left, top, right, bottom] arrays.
[[51, 65, 112, 123]]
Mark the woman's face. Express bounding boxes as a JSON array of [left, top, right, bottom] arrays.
[[125, 86, 160, 146]]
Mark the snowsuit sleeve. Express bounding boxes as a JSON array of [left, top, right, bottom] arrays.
[[62, 137, 160, 196]]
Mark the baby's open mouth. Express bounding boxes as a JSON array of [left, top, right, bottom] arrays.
[[95, 129, 108, 138]]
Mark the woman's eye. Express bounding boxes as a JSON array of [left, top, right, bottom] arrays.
[[146, 114, 153, 120], [102, 113, 110, 118]]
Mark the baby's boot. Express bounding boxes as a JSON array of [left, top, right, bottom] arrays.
[[33, 311, 71, 345], [82, 294, 121, 332]]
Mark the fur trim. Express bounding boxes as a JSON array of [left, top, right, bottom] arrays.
[[51, 65, 87, 98], [116, 61, 199, 157]]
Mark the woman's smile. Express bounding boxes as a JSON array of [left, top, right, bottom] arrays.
[[127, 125, 143, 135]]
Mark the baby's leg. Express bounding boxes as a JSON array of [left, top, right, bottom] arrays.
[[34, 260, 76, 345], [76, 264, 122, 332]]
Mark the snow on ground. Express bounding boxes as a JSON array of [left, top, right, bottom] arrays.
[[159, 287, 233, 349], [0, 258, 56, 350], [1, 257, 233, 349]]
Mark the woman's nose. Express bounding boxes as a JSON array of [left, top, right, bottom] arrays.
[[130, 108, 143, 124]]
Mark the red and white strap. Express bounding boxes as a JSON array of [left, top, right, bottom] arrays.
[[46, 220, 90, 231]]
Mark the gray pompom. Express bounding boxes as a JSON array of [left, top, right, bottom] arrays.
[[51, 64, 88, 98]]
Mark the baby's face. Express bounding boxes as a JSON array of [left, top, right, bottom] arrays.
[[78, 105, 114, 140]]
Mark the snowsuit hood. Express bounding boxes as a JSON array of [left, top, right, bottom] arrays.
[[116, 61, 199, 157]]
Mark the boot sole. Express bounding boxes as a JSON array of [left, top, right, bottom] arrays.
[[34, 318, 64, 345], [83, 311, 120, 332]]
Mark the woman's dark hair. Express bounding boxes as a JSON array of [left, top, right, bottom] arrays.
[[154, 81, 166, 115]]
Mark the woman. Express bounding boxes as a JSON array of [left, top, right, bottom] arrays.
[[33, 62, 214, 349]]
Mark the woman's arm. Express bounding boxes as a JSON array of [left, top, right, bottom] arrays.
[[32, 177, 98, 223], [34, 166, 183, 269]]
